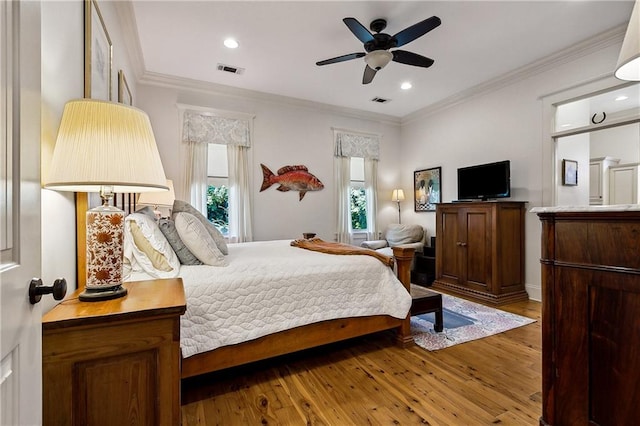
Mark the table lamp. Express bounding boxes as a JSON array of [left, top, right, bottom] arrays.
[[138, 179, 176, 219], [391, 189, 405, 224], [45, 99, 168, 301]]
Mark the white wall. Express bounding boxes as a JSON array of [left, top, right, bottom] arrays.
[[556, 134, 591, 206], [591, 122, 640, 162], [399, 41, 623, 301], [41, 0, 138, 308], [136, 84, 403, 241]]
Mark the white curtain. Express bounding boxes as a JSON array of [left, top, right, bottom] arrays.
[[181, 108, 253, 241], [364, 158, 378, 240], [334, 155, 351, 243], [334, 129, 380, 243], [227, 145, 253, 242], [183, 140, 208, 213]]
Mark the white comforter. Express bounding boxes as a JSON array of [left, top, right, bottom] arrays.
[[129, 240, 411, 358]]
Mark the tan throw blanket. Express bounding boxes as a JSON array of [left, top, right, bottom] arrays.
[[290, 237, 394, 268]]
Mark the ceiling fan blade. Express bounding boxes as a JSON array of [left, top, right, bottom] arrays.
[[393, 16, 441, 47], [392, 50, 434, 68], [316, 52, 366, 66], [362, 65, 377, 84], [343, 17, 374, 44]]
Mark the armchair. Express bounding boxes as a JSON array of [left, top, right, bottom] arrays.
[[361, 224, 426, 262]]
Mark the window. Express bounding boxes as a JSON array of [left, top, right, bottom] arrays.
[[206, 143, 229, 234], [350, 157, 367, 230]]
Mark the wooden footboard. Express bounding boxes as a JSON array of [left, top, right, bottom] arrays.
[[181, 246, 414, 378]]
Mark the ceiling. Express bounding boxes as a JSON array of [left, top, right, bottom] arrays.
[[130, 1, 635, 118]]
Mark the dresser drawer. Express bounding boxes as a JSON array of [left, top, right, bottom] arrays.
[[555, 221, 640, 270]]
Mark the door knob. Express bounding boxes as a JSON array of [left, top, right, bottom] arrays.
[[29, 278, 67, 305]]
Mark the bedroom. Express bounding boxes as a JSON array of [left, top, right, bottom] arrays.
[[2, 0, 639, 424]]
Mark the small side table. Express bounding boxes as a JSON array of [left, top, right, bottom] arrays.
[[42, 278, 186, 426], [410, 284, 443, 332]]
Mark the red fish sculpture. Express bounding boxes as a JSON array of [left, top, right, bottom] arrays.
[[260, 164, 324, 201]]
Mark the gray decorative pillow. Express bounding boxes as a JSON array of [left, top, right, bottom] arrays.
[[174, 212, 228, 267], [135, 205, 157, 220], [158, 219, 203, 265], [172, 199, 228, 255]]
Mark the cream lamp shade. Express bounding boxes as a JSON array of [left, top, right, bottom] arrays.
[[45, 99, 168, 302], [138, 179, 176, 207], [615, 0, 640, 81], [138, 179, 176, 219], [45, 99, 169, 193], [391, 189, 405, 202]]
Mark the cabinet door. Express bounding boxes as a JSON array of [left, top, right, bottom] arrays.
[[609, 165, 638, 204], [461, 207, 492, 292], [437, 208, 462, 285]]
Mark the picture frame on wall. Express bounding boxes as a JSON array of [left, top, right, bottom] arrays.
[[84, 0, 112, 100], [414, 167, 442, 212], [118, 70, 132, 105], [562, 159, 578, 186]]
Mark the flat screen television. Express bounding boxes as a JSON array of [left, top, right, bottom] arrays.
[[457, 160, 511, 201]]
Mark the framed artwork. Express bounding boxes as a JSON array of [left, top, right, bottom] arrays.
[[118, 70, 132, 105], [84, 0, 112, 100], [414, 167, 441, 212], [562, 159, 578, 186]]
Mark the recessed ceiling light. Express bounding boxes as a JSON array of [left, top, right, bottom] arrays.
[[224, 38, 239, 49], [615, 95, 629, 101], [400, 82, 412, 90]]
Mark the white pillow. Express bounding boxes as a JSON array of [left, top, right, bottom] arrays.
[[174, 212, 228, 267], [124, 213, 180, 278]]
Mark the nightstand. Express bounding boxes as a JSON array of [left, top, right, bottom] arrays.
[[42, 278, 186, 426]]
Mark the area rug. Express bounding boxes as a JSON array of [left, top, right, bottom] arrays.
[[411, 293, 536, 351]]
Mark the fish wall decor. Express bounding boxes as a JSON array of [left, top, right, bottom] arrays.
[[260, 164, 324, 201]]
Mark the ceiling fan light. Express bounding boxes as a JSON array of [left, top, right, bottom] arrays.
[[365, 50, 393, 70]]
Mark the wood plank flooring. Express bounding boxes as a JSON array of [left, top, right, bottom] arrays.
[[181, 298, 541, 425]]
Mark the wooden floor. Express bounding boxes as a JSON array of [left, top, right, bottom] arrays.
[[181, 298, 541, 425]]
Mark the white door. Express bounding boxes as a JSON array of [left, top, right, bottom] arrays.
[[1, 1, 43, 424]]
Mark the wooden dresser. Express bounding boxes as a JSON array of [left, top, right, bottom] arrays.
[[42, 278, 186, 426], [433, 201, 528, 305], [535, 208, 640, 425]]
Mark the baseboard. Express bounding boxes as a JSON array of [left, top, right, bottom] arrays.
[[526, 283, 542, 302]]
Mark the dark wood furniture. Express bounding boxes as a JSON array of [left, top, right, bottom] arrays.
[[433, 201, 528, 305], [536, 209, 640, 426], [181, 246, 415, 378], [410, 284, 443, 332], [411, 237, 436, 286], [42, 279, 186, 426]]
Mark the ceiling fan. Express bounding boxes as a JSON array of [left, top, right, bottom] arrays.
[[316, 16, 441, 84]]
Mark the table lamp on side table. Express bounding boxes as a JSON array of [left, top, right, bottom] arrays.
[[138, 179, 176, 219], [45, 99, 169, 301]]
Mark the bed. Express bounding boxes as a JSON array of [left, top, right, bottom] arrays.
[[75, 196, 415, 378]]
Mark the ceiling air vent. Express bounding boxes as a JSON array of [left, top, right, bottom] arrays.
[[217, 63, 244, 75], [371, 97, 390, 103]]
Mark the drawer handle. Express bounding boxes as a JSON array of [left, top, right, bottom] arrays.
[[456, 242, 467, 247]]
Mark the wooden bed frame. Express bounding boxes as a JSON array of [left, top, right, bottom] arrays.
[[75, 194, 415, 379]]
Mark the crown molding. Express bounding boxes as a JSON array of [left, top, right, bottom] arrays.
[[138, 72, 402, 127], [113, 0, 145, 82], [401, 24, 626, 125]]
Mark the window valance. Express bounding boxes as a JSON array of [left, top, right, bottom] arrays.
[[182, 110, 251, 147], [334, 130, 380, 159]]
